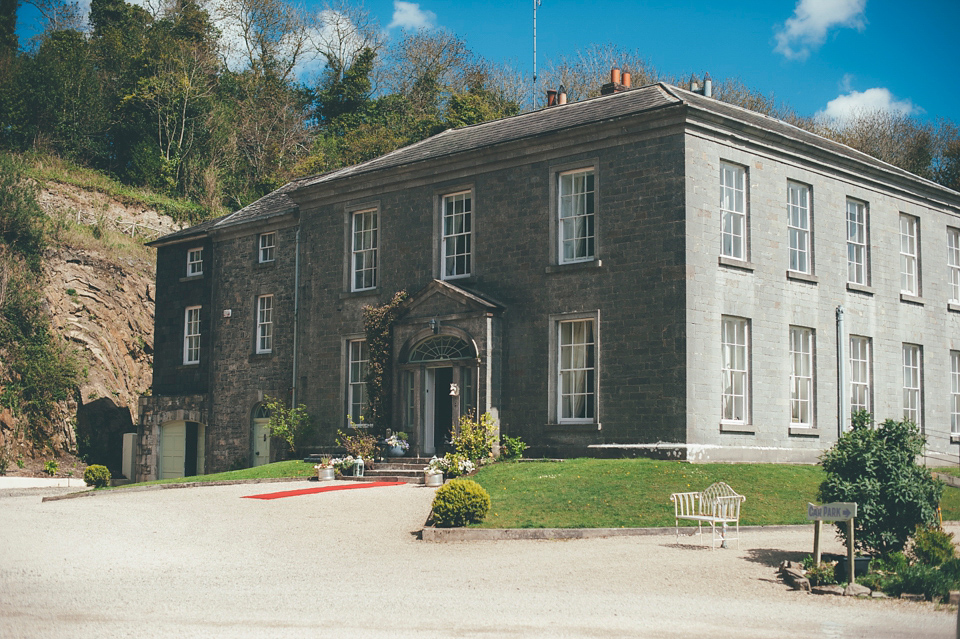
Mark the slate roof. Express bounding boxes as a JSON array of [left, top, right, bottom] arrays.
[[152, 82, 958, 245]]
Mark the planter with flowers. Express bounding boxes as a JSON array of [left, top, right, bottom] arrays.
[[383, 432, 410, 457], [314, 457, 335, 481], [423, 456, 446, 487], [331, 456, 364, 477]]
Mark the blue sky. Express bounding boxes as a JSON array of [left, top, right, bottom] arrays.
[[16, 0, 960, 124]]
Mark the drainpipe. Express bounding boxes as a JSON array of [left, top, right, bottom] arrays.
[[291, 226, 301, 406], [836, 306, 848, 436]]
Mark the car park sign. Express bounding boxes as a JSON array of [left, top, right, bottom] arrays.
[[807, 502, 857, 521]]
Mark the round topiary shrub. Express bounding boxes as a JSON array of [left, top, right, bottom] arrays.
[[431, 479, 491, 527], [83, 464, 111, 488]]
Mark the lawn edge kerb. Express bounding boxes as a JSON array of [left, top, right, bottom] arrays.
[[421, 524, 817, 542], [40, 476, 312, 502]]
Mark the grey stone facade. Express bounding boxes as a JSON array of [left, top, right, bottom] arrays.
[[139, 83, 960, 479]]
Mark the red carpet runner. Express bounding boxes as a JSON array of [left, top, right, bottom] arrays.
[[243, 481, 407, 500]]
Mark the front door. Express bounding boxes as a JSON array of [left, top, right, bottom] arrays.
[[424, 367, 454, 455], [253, 419, 270, 466]]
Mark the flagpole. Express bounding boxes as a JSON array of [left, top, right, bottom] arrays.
[[533, 0, 539, 109]]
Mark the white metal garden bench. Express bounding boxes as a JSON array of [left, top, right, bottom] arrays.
[[669, 482, 746, 549]]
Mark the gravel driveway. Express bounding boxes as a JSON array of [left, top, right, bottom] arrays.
[[0, 481, 955, 638]]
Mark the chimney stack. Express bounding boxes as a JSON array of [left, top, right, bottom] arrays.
[[600, 67, 630, 96], [546, 89, 557, 107]]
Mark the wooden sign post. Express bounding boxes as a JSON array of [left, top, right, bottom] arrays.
[[807, 502, 858, 585]]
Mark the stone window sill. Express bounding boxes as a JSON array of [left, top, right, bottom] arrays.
[[786, 271, 818, 285], [951, 435, 960, 445], [545, 259, 602, 274], [249, 352, 273, 362], [254, 260, 276, 270], [719, 422, 754, 434], [949, 302, 960, 314], [900, 293, 924, 306], [789, 426, 819, 437], [178, 363, 200, 369], [718, 256, 754, 272], [846, 282, 873, 295], [179, 274, 204, 282], [546, 422, 602, 432], [340, 288, 379, 299]]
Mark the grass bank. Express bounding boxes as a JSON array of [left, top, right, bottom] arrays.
[[118, 460, 315, 488], [20, 151, 212, 224], [469, 458, 960, 529]]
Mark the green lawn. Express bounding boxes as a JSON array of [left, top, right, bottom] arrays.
[[118, 460, 315, 488], [470, 458, 960, 529]]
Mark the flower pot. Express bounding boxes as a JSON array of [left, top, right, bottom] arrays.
[[837, 556, 872, 578], [424, 471, 443, 487], [387, 445, 406, 457], [317, 467, 335, 481]]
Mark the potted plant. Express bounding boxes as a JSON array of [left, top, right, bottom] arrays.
[[423, 456, 446, 487], [383, 432, 410, 457], [332, 456, 355, 478], [314, 457, 335, 481]]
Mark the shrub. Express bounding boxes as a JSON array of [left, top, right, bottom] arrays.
[[83, 464, 111, 488], [909, 526, 956, 567], [885, 563, 955, 601], [805, 561, 838, 587], [337, 427, 377, 461], [431, 479, 491, 527], [500, 434, 528, 460], [818, 412, 943, 556], [453, 412, 497, 463], [43, 459, 58, 475]]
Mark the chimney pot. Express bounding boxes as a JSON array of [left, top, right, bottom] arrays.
[[558, 89, 567, 105], [611, 68, 621, 85], [546, 89, 557, 107], [622, 71, 631, 88], [703, 72, 712, 98]]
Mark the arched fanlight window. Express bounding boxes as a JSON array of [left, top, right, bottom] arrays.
[[253, 404, 271, 419], [408, 335, 474, 363]]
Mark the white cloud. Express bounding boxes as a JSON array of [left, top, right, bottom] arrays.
[[774, 0, 867, 61], [817, 87, 920, 123], [387, 1, 436, 30]]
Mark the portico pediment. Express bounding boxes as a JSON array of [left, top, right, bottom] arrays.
[[398, 280, 503, 323]]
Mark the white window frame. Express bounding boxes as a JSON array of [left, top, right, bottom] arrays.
[[948, 228, 960, 303], [557, 318, 597, 422], [187, 247, 203, 277], [952, 351, 960, 435], [558, 168, 595, 264], [846, 199, 867, 285], [902, 343, 922, 427], [259, 232, 276, 264], [351, 210, 378, 291], [721, 316, 749, 425], [849, 336, 871, 416], [720, 163, 746, 260], [348, 339, 369, 425], [256, 294, 273, 354], [441, 191, 472, 279], [183, 306, 201, 365], [787, 182, 811, 274], [900, 214, 919, 296], [789, 326, 814, 428]]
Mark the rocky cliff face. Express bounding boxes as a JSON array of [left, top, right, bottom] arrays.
[[0, 181, 182, 476]]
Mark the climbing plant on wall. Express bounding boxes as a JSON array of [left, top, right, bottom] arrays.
[[362, 290, 408, 432]]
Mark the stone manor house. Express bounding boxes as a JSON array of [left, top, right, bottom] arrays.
[[136, 77, 960, 481]]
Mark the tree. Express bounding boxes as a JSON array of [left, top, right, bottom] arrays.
[[819, 411, 943, 556], [263, 394, 311, 454]]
